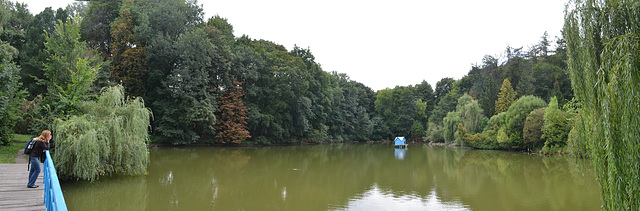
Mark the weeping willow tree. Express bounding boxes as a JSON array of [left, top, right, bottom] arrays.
[[565, 0, 640, 209], [53, 85, 151, 181], [443, 94, 485, 145]]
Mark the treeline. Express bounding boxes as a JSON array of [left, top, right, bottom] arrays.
[[0, 0, 379, 146], [4, 0, 637, 206], [378, 32, 573, 153], [1, 0, 573, 149]]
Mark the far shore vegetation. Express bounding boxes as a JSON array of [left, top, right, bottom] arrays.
[[1, 0, 639, 209]]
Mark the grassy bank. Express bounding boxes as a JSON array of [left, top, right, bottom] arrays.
[[0, 134, 32, 163]]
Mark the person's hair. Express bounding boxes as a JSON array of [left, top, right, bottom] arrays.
[[37, 130, 51, 141]]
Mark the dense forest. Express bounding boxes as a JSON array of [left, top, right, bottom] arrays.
[[0, 0, 573, 150], [4, 1, 640, 208], [0, 0, 577, 181]]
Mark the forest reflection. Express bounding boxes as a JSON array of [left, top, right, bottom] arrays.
[[62, 143, 599, 211]]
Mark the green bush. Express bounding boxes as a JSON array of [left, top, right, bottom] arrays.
[[484, 112, 507, 134], [410, 121, 425, 142], [461, 112, 504, 150], [501, 95, 547, 149], [309, 125, 329, 143], [523, 108, 546, 150], [496, 127, 509, 145], [541, 97, 571, 153], [462, 96, 546, 150], [458, 123, 499, 149], [12, 96, 43, 135], [0, 40, 24, 146], [425, 122, 444, 143]]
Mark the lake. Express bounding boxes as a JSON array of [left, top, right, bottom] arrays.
[[61, 143, 600, 210]]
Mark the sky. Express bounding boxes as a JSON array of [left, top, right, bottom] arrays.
[[19, 0, 567, 91]]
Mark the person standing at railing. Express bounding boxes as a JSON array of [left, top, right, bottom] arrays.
[[27, 130, 51, 188]]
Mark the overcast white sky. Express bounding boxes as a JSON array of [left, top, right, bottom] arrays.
[[19, 0, 567, 91]]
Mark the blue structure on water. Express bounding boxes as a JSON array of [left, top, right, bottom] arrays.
[[394, 137, 407, 148]]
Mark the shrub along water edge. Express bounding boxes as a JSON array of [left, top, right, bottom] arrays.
[[53, 85, 151, 181]]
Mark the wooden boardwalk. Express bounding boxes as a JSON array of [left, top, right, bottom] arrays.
[[0, 162, 45, 211]]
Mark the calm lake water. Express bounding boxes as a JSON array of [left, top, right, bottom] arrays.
[[61, 143, 600, 210]]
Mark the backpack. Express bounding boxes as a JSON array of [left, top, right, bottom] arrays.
[[23, 138, 36, 155]]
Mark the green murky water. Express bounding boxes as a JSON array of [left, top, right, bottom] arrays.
[[61, 143, 600, 210]]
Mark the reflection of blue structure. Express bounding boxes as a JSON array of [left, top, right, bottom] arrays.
[[394, 148, 406, 160], [394, 137, 407, 148]]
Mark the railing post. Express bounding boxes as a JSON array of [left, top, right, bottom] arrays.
[[44, 150, 68, 211]]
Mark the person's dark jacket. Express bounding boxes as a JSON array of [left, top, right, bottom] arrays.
[[29, 139, 49, 158]]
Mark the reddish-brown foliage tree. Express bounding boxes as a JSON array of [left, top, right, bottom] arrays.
[[215, 77, 251, 144], [110, 0, 147, 97]]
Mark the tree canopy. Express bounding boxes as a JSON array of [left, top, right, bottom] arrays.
[[1, 0, 575, 157]]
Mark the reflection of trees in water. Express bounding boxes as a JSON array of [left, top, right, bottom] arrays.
[[148, 144, 383, 210], [145, 147, 220, 210], [62, 176, 148, 211], [454, 150, 600, 210], [370, 145, 468, 202], [63, 145, 600, 210]]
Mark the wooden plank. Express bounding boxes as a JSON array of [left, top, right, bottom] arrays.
[[0, 164, 45, 211]]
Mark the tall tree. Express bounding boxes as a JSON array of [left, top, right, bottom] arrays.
[[457, 94, 485, 134], [138, 0, 210, 144], [19, 7, 68, 98], [429, 81, 461, 123], [0, 28, 25, 146], [476, 64, 500, 117], [43, 16, 102, 115], [79, 0, 120, 57], [110, 0, 146, 97], [530, 31, 551, 58], [442, 94, 485, 145], [0, 1, 31, 51], [374, 86, 416, 139], [151, 28, 221, 143], [414, 80, 434, 118], [433, 77, 455, 105], [494, 78, 516, 114], [565, 1, 640, 209], [215, 77, 250, 144], [206, 15, 234, 46]]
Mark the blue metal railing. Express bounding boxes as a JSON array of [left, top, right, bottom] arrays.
[[43, 150, 68, 211]]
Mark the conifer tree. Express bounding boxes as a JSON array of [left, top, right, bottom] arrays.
[[494, 78, 517, 114], [215, 77, 250, 144]]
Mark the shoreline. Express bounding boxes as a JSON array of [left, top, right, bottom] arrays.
[[148, 140, 393, 148]]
